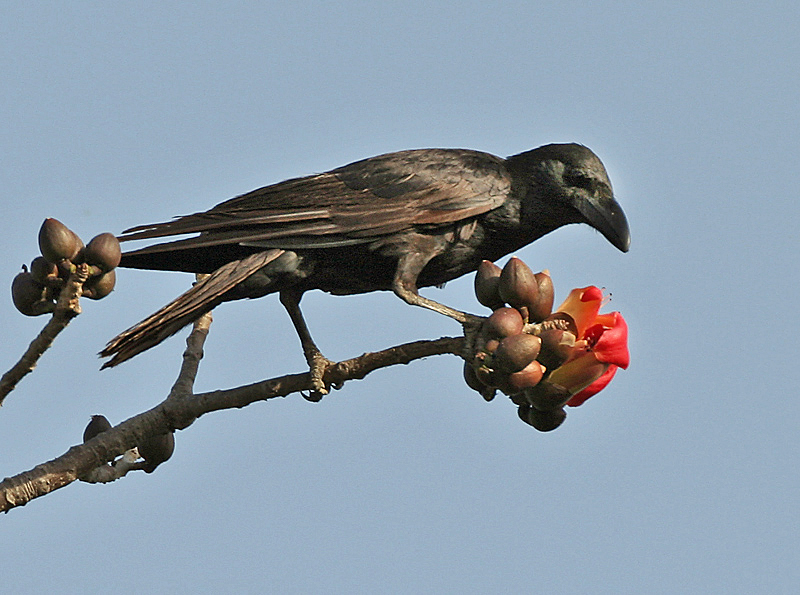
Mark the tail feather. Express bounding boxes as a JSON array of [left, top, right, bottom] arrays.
[[100, 250, 284, 368]]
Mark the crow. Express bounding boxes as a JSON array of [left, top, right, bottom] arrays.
[[101, 144, 630, 392]]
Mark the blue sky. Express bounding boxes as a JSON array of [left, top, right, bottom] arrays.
[[2, 2, 798, 593]]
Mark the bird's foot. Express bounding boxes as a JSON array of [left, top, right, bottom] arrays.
[[461, 312, 486, 357], [461, 312, 485, 330], [303, 349, 336, 401]]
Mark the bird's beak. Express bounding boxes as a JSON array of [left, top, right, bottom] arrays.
[[581, 196, 631, 253]]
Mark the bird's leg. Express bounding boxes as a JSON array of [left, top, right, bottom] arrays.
[[392, 253, 484, 336], [393, 277, 475, 323], [279, 288, 334, 398]]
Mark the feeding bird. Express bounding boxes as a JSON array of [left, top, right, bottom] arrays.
[[101, 144, 630, 392]]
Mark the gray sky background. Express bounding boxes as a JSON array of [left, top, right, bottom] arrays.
[[2, 2, 798, 593]]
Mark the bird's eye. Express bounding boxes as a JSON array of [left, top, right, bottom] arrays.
[[565, 171, 595, 191]]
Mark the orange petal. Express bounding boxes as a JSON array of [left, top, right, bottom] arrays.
[[547, 352, 609, 395], [555, 286, 603, 336]]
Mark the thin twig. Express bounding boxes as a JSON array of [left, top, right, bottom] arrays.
[[167, 274, 212, 402], [0, 265, 89, 407]]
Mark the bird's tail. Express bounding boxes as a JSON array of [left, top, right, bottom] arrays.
[[100, 249, 284, 368]]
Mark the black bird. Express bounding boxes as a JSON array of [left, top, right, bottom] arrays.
[[101, 144, 630, 391]]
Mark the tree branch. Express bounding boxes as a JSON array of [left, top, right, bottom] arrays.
[[0, 265, 89, 407], [0, 310, 465, 512]]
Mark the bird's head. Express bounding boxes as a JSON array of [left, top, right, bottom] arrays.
[[507, 143, 630, 253]]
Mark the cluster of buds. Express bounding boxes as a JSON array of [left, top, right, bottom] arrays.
[[464, 257, 629, 432], [83, 414, 176, 474], [11, 218, 121, 316]]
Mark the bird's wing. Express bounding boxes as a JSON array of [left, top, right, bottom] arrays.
[[119, 149, 512, 253]]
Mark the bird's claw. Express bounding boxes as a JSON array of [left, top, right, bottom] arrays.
[[304, 350, 335, 400], [461, 312, 485, 331], [461, 313, 486, 356]]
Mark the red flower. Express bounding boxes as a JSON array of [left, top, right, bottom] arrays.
[[545, 287, 629, 406]]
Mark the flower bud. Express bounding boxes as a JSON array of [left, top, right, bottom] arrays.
[[11, 271, 49, 316], [38, 218, 82, 263], [83, 415, 113, 442], [82, 269, 116, 300], [484, 307, 524, 339], [474, 260, 503, 309], [464, 363, 496, 401], [30, 256, 58, 285], [493, 333, 542, 374], [529, 271, 555, 322], [463, 361, 485, 392], [522, 381, 573, 411], [138, 431, 175, 473], [482, 338, 500, 354], [480, 389, 497, 402], [518, 404, 566, 432], [537, 328, 576, 371], [474, 365, 504, 390], [503, 360, 545, 394], [498, 257, 539, 313], [83, 233, 122, 272]]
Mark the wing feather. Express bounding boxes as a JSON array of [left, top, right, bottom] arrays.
[[120, 149, 511, 256]]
